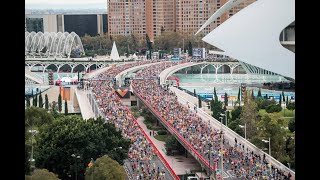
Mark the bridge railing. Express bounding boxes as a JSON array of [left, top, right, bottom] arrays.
[[132, 88, 215, 176], [172, 88, 295, 178]]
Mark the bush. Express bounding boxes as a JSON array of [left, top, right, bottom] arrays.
[[132, 112, 139, 118], [157, 130, 167, 135], [146, 124, 153, 130], [131, 106, 139, 112], [266, 104, 282, 113], [260, 99, 277, 109]]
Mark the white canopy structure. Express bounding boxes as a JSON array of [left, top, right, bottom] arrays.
[[199, 0, 295, 79], [110, 41, 120, 61], [25, 31, 85, 59], [132, 53, 137, 59]]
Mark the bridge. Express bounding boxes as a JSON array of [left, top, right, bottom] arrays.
[[80, 62, 180, 180], [159, 61, 288, 86], [121, 61, 295, 179]]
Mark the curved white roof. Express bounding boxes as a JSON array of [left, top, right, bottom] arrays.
[[202, 0, 295, 79], [25, 31, 85, 59]]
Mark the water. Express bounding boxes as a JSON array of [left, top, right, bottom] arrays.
[[173, 74, 295, 101], [173, 74, 290, 84]]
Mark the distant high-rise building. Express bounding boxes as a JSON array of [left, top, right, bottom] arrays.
[[107, 0, 256, 40], [25, 14, 108, 37], [108, 0, 146, 37]]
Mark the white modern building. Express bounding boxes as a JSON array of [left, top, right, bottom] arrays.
[[197, 0, 295, 79]]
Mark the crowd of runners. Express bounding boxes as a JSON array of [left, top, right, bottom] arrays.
[[132, 62, 292, 180], [87, 60, 292, 180], [89, 60, 174, 180]]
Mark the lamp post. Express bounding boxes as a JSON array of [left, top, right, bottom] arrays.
[[239, 124, 246, 139], [262, 137, 271, 156], [71, 154, 81, 180]]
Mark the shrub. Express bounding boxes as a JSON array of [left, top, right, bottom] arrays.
[[131, 106, 139, 112], [157, 130, 167, 135], [266, 104, 282, 113], [146, 124, 153, 130]]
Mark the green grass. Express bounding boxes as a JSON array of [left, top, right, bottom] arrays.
[[154, 135, 168, 142]]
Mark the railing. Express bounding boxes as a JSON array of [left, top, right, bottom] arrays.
[[172, 88, 295, 178], [132, 88, 215, 175], [113, 91, 180, 180]]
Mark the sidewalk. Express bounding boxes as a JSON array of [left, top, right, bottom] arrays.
[[136, 116, 201, 175], [74, 88, 95, 120]]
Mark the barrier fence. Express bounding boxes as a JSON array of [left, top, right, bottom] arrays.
[[132, 88, 216, 177], [172, 87, 295, 179]]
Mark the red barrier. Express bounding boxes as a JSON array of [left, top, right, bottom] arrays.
[[167, 77, 180, 87], [132, 87, 215, 173], [112, 91, 180, 180]]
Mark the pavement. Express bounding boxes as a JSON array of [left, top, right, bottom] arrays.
[[74, 88, 95, 120], [136, 116, 201, 176]]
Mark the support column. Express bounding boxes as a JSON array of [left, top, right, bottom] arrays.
[[137, 99, 141, 109]]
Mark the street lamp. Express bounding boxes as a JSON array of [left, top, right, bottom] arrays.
[[239, 124, 246, 139], [71, 154, 81, 180], [262, 137, 271, 156], [287, 162, 291, 169], [220, 113, 228, 126]]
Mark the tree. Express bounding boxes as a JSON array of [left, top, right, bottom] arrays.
[[239, 91, 258, 139], [39, 93, 43, 108], [25, 107, 54, 128], [64, 100, 68, 115], [256, 114, 287, 160], [194, 89, 196, 96], [33, 95, 38, 107], [286, 96, 289, 106], [25, 169, 60, 180], [230, 106, 242, 122], [213, 87, 218, 102], [282, 91, 285, 102], [161, 26, 165, 33], [266, 104, 282, 113], [198, 95, 202, 108], [257, 88, 262, 98], [287, 102, 295, 112], [25, 145, 31, 175], [45, 94, 49, 110], [35, 116, 131, 179], [211, 99, 223, 120], [279, 94, 282, 105], [288, 117, 295, 132], [26, 97, 31, 108], [251, 90, 255, 100], [237, 87, 241, 105], [85, 155, 125, 180], [188, 41, 192, 56], [264, 94, 268, 99], [58, 94, 62, 112], [224, 92, 228, 109], [165, 136, 185, 155]]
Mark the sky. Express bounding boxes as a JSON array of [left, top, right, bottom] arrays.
[[26, 0, 107, 9]]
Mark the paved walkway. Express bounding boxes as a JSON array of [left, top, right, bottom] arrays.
[[136, 116, 201, 175], [74, 88, 95, 120]]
